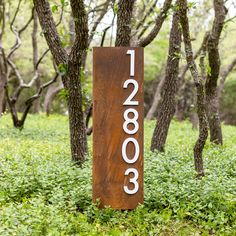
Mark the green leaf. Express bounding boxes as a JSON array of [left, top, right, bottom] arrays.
[[113, 3, 118, 14], [51, 5, 58, 13], [58, 63, 68, 76]]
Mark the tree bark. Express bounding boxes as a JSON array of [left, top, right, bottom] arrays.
[[0, 0, 6, 117], [0, 55, 6, 116], [150, 2, 182, 152], [179, 0, 208, 177], [146, 74, 165, 120], [115, 0, 136, 46], [68, 0, 88, 164], [218, 58, 236, 98], [34, 0, 88, 164], [205, 0, 227, 145], [31, 9, 41, 113], [44, 82, 63, 115]]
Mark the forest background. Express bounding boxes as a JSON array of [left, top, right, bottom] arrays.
[[0, 0, 236, 235]]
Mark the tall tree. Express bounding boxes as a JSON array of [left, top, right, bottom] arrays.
[[31, 9, 40, 113], [0, 0, 6, 116], [34, 0, 88, 164], [179, 0, 208, 177], [2, 2, 59, 129], [205, 0, 227, 145], [150, 1, 182, 152]]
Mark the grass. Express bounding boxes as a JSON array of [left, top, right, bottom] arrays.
[[0, 114, 236, 235]]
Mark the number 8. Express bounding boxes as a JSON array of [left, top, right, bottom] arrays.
[[123, 108, 139, 135]]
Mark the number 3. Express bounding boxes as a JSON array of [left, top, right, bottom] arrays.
[[124, 168, 139, 195]]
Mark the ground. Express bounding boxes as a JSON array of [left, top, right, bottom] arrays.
[[0, 114, 236, 235]]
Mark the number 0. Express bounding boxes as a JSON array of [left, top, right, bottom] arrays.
[[122, 137, 140, 164]]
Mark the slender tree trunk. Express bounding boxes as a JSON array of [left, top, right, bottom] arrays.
[[0, 68, 6, 116], [44, 82, 63, 115], [146, 74, 165, 120], [218, 58, 236, 99], [150, 3, 181, 152], [205, 87, 222, 144], [205, 0, 227, 145], [179, 0, 208, 177], [0, 0, 6, 117], [32, 9, 40, 113]]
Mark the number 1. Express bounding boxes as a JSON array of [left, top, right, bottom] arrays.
[[127, 50, 135, 77]]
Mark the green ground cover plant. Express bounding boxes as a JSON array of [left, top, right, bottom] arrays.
[[0, 114, 236, 235]]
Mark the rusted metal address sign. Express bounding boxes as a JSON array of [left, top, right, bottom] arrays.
[[93, 47, 144, 209]]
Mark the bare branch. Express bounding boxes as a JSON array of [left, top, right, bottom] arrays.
[[36, 49, 50, 70], [100, 13, 116, 46], [8, 8, 34, 59], [137, 0, 173, 47], [179, 32, 210, 80], [137, 19, 154, 40], [25, 73, 59, 106], [19, 8, 34, 35], [88, 0, 110, 46], [135, 0, 158, 32], [218, 57, 236, 97], [10, 0, 22, 30], [55, 4, 65, 27], [88, 1, 109, 14], [0, 0, 6, 40], [18, 73, 59, 128]]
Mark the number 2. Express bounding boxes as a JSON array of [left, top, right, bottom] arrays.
[[123, 79, 139, 106]]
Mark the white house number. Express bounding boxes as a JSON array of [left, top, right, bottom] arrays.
[[122, 50, 140, 195]]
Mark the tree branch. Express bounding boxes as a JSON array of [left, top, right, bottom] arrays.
[[218, 57, 236, 97], [137, 0, 173, 47], [88, 0, 110, 46], [135, 0, 158, 32], [33, 0, 68, 67]]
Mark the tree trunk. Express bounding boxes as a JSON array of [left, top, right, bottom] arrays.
[[205, 87, 222, 144], [150, 3, 181, 152], [44, 82, 63, 115], [0, 71, 5, 116], [115, 0, 135, 46], [0, 51, 6, 117], [67, 59, 86, 164], [0, 1, 6, 117], [146, 74, 165, 120], [34, 0, 88, 164], [32, 9, 41, 113], [205, 0, 227, 145], [68, 0, 88, 163], [179, 0, 208, 177]]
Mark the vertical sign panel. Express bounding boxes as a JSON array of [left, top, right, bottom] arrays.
[[93, 47, 144, 209]]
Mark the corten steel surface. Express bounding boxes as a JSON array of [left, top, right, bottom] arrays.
[[93, 47, 144, 209]]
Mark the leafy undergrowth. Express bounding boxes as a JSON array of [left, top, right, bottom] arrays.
[[0, 114, 236, 235]]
